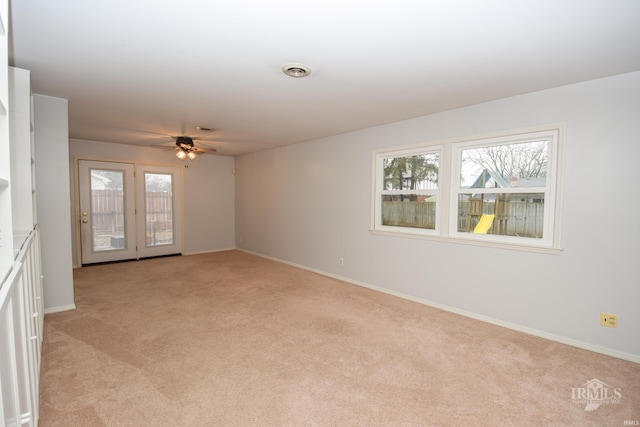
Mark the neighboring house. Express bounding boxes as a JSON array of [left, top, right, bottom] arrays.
[[467, 169, 546, 204]]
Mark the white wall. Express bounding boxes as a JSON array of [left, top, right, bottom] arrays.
[[34, 94, 75, 312], [235, 71, 640, 361], [69, 139, 235, 265]]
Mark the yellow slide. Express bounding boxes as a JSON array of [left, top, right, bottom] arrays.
[[473, 214, 496, 234]]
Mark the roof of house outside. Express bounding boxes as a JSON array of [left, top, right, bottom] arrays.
[[468, 169, 545, 189]]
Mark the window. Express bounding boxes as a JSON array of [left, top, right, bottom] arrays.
[[451, 128, 561, 248], [372, 125, 564, 252], [373, 147, 441, 236]]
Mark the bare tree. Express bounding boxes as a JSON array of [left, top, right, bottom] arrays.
[[462, 140, 547, 181]]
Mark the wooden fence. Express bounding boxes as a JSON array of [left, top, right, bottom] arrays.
[[91, 190, 173, 240], [91, 189, 125, 236], [382, 201, 436, 230], [382, 199, 544, 238]]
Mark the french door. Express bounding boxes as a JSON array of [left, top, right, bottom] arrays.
[[78, 160, 183, 265]]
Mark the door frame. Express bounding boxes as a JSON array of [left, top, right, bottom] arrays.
[[78, 160, 137, 264], [135, 163, 184, 259], [73, 156, 185, 267]]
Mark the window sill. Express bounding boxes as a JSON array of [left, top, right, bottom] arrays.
[[369, 229, 563, 255]]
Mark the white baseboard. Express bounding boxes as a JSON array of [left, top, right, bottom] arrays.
[[238, 249, 640, 365], [44, 304, 76, 314], [184, 247, 236, 256]]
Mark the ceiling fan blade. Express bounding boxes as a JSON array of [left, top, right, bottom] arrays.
[[192, 139, 218, 147], [193, 147, 217, 154], [151, 145, 177, 151]]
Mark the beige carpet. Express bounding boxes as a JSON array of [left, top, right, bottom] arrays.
[[39, 251, 639, 426]]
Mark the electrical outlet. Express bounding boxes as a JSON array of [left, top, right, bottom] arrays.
[[600, 312, 618, 328], [338, 258, 344, 265]]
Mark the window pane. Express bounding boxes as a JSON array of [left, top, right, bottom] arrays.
[[460, 140, 547, 189], [382, 194, 436, 229], [90, 169, 126, 251], [383, 153, 439, 190], [145, 173, 173, 247], [457, 192, 545, 238]]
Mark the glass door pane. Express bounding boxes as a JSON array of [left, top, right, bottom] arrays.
[[91, 169, 126, 251], [144, 173, 173, 247]]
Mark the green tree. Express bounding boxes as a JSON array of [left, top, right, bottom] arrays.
[[384, 154, 438, 190]]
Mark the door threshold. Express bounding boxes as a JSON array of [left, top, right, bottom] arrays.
[[82, 253, 182, 267]]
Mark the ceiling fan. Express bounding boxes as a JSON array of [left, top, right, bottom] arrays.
[[154, 136, 217, 160]]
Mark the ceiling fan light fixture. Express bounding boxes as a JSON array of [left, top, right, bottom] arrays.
[[176, 149, 187, 160], [187, 151, 197, 160], [282, 63, 311, 78]]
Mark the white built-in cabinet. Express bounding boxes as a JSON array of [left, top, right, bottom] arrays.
[[0, 0, 45, 421], [0, 0, 11, 281], [9, 67, 37, 239]]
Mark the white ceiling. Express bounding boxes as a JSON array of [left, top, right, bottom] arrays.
[[8, 1, 640, 157]]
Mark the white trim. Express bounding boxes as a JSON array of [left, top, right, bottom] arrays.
[[184, 247, 236, 256], [135, 164, 184, 259], [449, 127, 561, 248], [78, 160, 137, 264], [369, 229, 563, 255], [238, 248, 638, 364], [70, 248, 238, 264], [372, 145, 442, 235], [44, 304, 76, 314], [371, 123, 565, 253]]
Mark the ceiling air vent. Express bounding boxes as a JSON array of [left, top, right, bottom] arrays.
[[282, 63, 311, 78]]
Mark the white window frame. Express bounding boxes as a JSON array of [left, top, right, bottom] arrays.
[[372, 145, 443, 237], [449, 128, 561, 249], [371, 124, 564, 254]]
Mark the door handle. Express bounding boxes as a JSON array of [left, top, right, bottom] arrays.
[[82, 212, 88, 216], [82, 219, 88, 223]]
